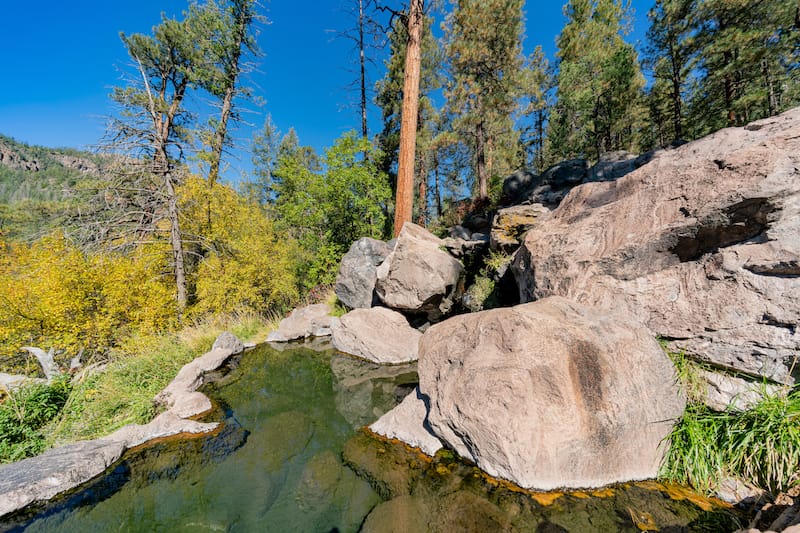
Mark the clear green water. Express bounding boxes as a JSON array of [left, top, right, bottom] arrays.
[[5, 343, 741, 532]]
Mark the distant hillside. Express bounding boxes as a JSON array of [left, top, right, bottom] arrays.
[[0, 135, 104, 240]]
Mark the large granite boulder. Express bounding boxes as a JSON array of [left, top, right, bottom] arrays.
[[512, 107, 800, 384], [335, 238, 394, 309], [266, 303, 335, 342], [418, 296, 685, 491], [375, 223, 463, 321], [331, 307, 422, 364]]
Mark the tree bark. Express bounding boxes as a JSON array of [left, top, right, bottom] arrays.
[[475, 121, 488, 200], [359, 0, 368, 139], [165, 171, 188, 314], [393, 0, 423, 237]]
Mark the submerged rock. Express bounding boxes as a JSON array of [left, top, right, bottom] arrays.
[[331, 307, 421, 364], [418, 296, 685, 491], [512, 107, 800, 385]]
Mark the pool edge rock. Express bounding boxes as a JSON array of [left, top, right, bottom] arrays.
[[0, 331, 245, 518]]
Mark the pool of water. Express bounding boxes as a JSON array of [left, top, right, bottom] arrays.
[[4, 343, 741, 532]]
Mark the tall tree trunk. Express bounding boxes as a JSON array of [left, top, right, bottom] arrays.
[[669, 38, 683, 140], [359, 0, 368, 139], [434, 152, 442, 217], [393, 0, 423, 237], [475, 121, 488, 200], [416, 157, 427, 225], [165, 172, 187, 315]]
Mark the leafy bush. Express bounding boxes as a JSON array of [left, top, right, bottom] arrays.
[[0, 376, 72, 463]]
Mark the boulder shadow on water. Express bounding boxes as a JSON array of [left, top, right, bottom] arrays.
[[343, 430, 745, 532], [330, 353, 418, 430]]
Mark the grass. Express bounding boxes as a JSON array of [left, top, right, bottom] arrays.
[[40, 312, 278, 449], [659, 342, 800, 495]]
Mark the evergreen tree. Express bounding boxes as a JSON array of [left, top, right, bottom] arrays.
[[548, 0, 645, 163], [444, 0, 527, 200], [642, 0, 696, 145], [688, 0, 799, 136], [519, 46, 554, 172]]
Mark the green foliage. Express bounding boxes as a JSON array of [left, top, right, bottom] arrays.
[[270, 131, 390, 288], [0, 376, 72, 463], [444, 0, 527, 199], [661, 389, 800, 495], [660, 342, 800, 495], [548, 0, 646, 163]]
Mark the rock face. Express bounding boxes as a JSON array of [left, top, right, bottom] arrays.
[[375, 223, 463, 321], [335, 238, 394, 309], [512, 108, 800, 384], [700, 370, 783, 412], [266, 303, 335, 342], [331, 307, 422, 364], [418, 296, 685, 491], [370, 387, 443, 456]]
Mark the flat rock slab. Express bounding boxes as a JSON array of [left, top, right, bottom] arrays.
[[418, 296, 685, 491], [332, 307, 422, 364], [370, 387, 442, 456], [266, 303, 335, 342]]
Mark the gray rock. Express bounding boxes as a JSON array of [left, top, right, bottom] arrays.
[[332, 307, 422, 364], [447, 225, 472, 240], [375, 223, 463, 321], [0, 439, 126, 517], [266, 303, 335, 342], [489, 204, 550, 253], [586, 150, 637, 182], [211, 331, 245, 354], [512, 106, 800, 384], [0, 372, 46, 391], [370, 387, 442, 456], [418, 296, 685, 491], [700, 369, 783, 412], [335, 238, 394, 309]]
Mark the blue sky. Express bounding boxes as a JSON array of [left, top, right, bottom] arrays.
[[0, 1, 652, 183]]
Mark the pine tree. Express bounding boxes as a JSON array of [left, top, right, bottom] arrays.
[[688, 0, 799, 136], [519, 46, 554, 172], [444, 0, 527, 200], [642, 0, 696, 145], [548, 0, 645, 163]]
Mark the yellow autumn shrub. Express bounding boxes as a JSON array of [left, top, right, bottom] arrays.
[[180, 175, 300, 316], [0, 233, 175, 365]]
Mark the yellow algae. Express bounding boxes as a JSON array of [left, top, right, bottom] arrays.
[[571, 491, 591, 499], [531, 492, 564, 506], [635, 480, 666, 492], [627, 507, 659, 531], [590, 487, 616, 498], [663, 484, 717, 512]]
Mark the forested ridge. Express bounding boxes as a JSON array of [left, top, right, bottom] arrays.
[[0, 0, 797, 464]]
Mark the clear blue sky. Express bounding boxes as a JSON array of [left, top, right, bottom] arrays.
[[0, 1, 652, 183]]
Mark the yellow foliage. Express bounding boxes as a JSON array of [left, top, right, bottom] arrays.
[[179, 175, 299, 316], [0, 233, 175, 362]]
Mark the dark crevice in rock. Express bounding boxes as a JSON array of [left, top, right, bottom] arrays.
[[760, 314, 797, 335], [670, 198, 774, 262], [744, 262, 800, 278]]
